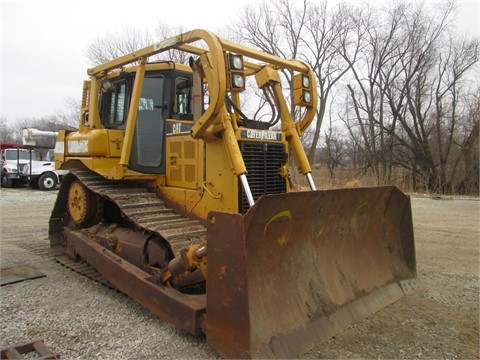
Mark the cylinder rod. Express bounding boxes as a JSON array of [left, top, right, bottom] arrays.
[[240, 174, 255, 207], [306, 173, 317, 191]]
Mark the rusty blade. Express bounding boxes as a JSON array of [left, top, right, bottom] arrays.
[[206, 186, 416, 358]]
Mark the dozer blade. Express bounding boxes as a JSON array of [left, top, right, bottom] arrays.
[[206, 186, 417, 359]]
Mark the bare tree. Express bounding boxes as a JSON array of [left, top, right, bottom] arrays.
[[152, 24, 193, 64], [231, 0, 307, 116], [431, 35, 479, 192], [0, 117, 18, 143], [85, 26, 153, 65], [55, 97, 81, 130], [454, 90, 480, 194], [387, 3, 479, 193], [85, 23, 203, 68], [322, 124, 347, 179], [341, 2, 409, 184], [303, 1, 356, 163], [233, 1, 291, 58], [231, 0, 353, 163], [339, 0, 479, 193]]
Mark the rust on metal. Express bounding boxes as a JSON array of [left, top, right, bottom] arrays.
[[49, 168, 417, 359], [0, 340, 60, 359], [206, 186, 416, 358], [0, 266, 46, 286], [64, 227, 206, 335], [206, 212, 251, 358]]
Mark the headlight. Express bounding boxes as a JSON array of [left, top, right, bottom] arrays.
[[303, 91, 311, 103], [227, 53, 246, 92], [230, 55, 244, 70], [302, 74, 310, 88], [293, 73, 313, 106], [4, 166, 16, 173], [232, 73, 245, 88]]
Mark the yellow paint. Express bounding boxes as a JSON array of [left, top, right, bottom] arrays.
[[166, 135, 199, 189], [264, 210, 292, 247], [317, 225, 325, 238], [57, 29, 318, 223]]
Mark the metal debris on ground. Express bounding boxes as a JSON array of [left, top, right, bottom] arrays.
[[0, 265, 46, 286], [0, 340, 60, 359]]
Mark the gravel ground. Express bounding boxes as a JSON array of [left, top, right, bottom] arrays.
[[0, 187, 478, 359]]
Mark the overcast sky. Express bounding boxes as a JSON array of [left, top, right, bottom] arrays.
[[1, 0, 479, 123]]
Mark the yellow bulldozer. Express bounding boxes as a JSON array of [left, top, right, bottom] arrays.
[[49, 29, 418, 358]]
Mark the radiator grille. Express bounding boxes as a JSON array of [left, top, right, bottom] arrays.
[[239, 142, 287, 213]]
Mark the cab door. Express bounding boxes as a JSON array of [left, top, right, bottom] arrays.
[[129, 76, 166, 174]]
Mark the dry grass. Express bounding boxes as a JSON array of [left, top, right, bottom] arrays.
[[291, 165, 413, 191]]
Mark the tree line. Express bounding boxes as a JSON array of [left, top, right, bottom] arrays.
[[0, 98, 79, 144], [2, 0, 478, 194], [230, 0, 478, 195]]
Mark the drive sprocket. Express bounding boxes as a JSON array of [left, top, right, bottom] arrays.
[[67, 179, 103, 227]]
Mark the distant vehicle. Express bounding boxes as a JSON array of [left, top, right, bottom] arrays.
[[22, 149, 68, 191], [0, 145, 41, 188], [1, 128, 68, 190]]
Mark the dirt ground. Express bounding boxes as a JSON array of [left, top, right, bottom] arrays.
[[0, 186, 479, 359]]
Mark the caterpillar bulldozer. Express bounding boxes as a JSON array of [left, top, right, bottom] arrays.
[[49, 29, 418, 358]]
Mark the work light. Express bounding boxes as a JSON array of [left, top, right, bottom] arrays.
[[227, 53, 245, 92]]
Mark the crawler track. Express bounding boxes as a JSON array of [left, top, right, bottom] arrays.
[[49, 168, 206, 284]]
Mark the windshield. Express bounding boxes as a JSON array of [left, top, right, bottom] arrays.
[[5, 149, 40, 161], [45, 149, 54, 162]]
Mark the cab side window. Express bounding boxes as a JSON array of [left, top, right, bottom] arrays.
[[99, 80, 128, 128], [172, 77, 193, 120]]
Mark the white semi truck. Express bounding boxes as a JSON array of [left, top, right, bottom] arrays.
[[0, 128, 67, 190], [21, 128, 68, 190], [1, 144, 41, 188]]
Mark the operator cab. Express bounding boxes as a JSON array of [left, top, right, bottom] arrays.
[[98, 63, 194, 174]]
